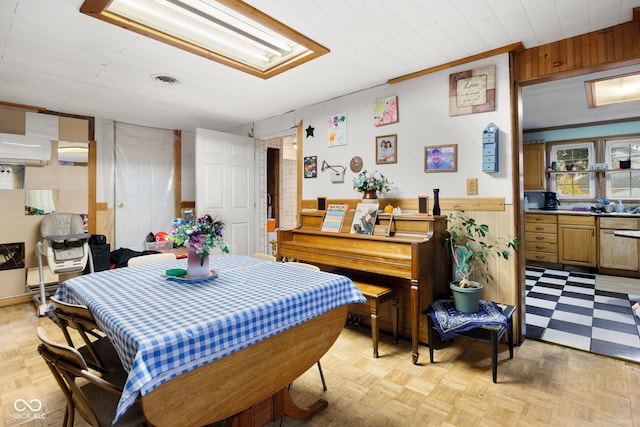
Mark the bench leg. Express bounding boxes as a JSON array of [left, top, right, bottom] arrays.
[[391, 296, 399, 344], [370, 299, 380, 358]]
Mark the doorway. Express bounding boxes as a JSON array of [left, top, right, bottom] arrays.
[[267, 147, 279, 228]]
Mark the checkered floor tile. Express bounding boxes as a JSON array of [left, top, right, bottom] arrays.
[[525, 266, 640, 363]]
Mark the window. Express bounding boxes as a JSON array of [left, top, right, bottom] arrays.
[[605, 138, 640, 199], [550, 142, 595, 198]]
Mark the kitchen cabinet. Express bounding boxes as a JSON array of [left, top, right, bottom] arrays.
[[525, 213, 557, 263], [558, 215, 596, 267], [523, 144, 545, 190], [599, 217, 639, 271]]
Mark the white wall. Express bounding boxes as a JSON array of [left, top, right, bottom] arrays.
[[291, 54, 514, 203]]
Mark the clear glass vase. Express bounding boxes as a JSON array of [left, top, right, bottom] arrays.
[[187, 247, 210, 279]]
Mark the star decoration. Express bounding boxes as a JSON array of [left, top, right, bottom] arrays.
[[305, 125, 315, 138]]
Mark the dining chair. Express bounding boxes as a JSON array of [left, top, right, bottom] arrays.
[[250, 252, 277, 262], [50, 296, 123, 374], [283, 261, 320, 271], [282, 260, 327, 392], [127, 252, 176, 267], [36, 327, 148, 427]]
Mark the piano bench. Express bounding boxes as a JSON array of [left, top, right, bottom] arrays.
[[352, 281, 399, 358]]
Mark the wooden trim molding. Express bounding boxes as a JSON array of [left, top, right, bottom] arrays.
[[88, 140, 97, 234], [513, 9, 640, 83], [174, 130, 182, 219], [301, 197, 505, 212], [387, 42, 524, 84]]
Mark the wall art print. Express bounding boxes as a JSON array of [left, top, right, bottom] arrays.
[[373, 95, 398, 126], [304, 156, 317, 178], [328, 113, 347, 147], [449, 65, 495, 117]]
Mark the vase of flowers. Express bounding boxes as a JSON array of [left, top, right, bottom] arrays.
[[352, 170, 392, 199], [169, 213, 229, 279]]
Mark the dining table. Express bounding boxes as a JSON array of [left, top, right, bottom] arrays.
[[51, 254, 365, 426]]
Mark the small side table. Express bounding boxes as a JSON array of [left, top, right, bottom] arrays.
[[425, 300, 516, 383]]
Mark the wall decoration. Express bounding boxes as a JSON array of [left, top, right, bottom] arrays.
[[373, 95, 398, 126], [327, 113, 346, 146], [306, 125, 315, 138], [350, 156, 363, 172], [375, 134, 397, 164], [304, 156, 317, 178], [425, 144, 457, 173], [449, 65, 495, 116]]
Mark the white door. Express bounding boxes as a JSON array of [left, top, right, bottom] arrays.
[[195, 129, 255, 255], [115, 123, 175, 251]]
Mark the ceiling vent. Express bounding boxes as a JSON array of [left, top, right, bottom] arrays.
[[0, 133, 52, 166]]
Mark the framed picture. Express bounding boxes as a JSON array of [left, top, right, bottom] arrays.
[[373, 95, 399, 126], [304, 156, 317, 178], [425, 144, 457, 173], [449, 65, 496, 117], [375, 134, 397, 164]]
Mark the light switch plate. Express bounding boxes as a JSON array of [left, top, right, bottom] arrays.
[[466, 178, 478, 195]]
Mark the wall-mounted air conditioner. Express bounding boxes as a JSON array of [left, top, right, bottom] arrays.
[[0, 132, 52, 166]]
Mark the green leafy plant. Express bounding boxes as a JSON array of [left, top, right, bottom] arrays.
[[445, 211, 519, 288]]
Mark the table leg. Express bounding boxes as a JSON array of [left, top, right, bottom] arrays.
[[508, 318, 514, 359], [491, 329, 498, 383], [427, 314, 434, 363], [229, 387, 328, 426]]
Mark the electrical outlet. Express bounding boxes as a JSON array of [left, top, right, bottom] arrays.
[[466, 178, 478, 195]]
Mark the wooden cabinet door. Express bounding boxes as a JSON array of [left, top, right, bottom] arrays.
[[558, 225, 596, 266], [523, 144, 545, 190], [599, 229, 638, 270]]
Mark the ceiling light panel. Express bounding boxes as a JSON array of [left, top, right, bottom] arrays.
[[80, 0, 329, 79]]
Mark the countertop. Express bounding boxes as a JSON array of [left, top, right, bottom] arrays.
[[526, 209, 640, 218]]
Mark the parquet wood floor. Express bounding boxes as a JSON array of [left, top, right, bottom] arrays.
[[2, 302, 640, 427]]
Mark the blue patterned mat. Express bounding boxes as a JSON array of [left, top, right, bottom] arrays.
[[428, 299, 508, 340]]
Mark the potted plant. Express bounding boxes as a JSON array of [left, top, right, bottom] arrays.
[[445, 211, 519, 313], [619, 145, 631, 169]]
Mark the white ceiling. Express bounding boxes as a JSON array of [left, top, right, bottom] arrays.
[[1, 0, 639, 133]]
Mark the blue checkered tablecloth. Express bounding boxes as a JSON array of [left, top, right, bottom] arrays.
[[52, 254, 365, 424]]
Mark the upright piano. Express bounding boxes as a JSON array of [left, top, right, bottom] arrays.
[[277, 209, 451, 363]]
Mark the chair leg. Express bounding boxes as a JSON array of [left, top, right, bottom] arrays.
[[317, 361, 327, 391]]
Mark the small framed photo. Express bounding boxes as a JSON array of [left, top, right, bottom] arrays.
[[375, 134, 397, 165], [304, 156, 317, 178], [425, 144, 457, 173]]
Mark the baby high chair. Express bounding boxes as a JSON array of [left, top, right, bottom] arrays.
[[35, 212, 94, 316]]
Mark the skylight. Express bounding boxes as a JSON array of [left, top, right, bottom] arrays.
[[585, 72, 640, 108], [80, 0, 329, 79]]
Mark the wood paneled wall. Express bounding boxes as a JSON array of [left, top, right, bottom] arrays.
[[513, 7, 640, 83]]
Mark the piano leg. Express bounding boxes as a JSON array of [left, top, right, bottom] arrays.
[[411, 279, 419, 364]]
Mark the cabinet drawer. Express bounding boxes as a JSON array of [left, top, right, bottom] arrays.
[[525, 241, 557, 253], [525, 223, 557, 233], [526, 251, 558, 263], [599, 217, 639, 230], [526, 231, 558, 243], [558, 215, 594, 226], [525, 214, 557, 224]]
